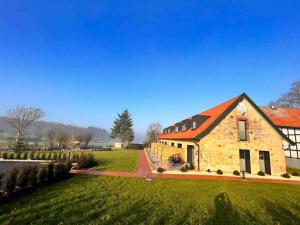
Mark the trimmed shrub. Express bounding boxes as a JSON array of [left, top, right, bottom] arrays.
[[70, 153, 76, 163], [53, 152, 58, 160], [180, 167, 188, 172], [23, 152, 28, 160], [46, 163, 54, 181], [16, 152, 21, 159], [53, 163, 67, 181], [281, 173, 291, 179], [257, 171, 265, 176], [2, 152, 8, 159], [58, 152, 62, 161], [207, 169, 211, 173], [47, 153, 52, 160], [37, 167, 46, 183], [41, 152, 46, 160], [217, 169, 223, 175], [292, 171, 300, 177], [233, 170, 240, 176], [157, 167, 166, 173], [2, 167, 18, 194], [27, 166, 38, 187], [29, 152, 34, 160], [9, 153, 15, 159], [77, 153, 97, 169], [62, 153, 67, 162], [16, 167, 30, 189], [35, 153, 40, 160], [168, 154, 185, 165]]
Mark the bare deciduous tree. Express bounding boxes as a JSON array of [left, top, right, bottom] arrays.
[[6, 107, 45, 149], [146, 123, 162, 145], [56, 130, 69, 149], [83, 132, 93, 147], [47, 129, 57, 148], [271, 80, 300, 108]]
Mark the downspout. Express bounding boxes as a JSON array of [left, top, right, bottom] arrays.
[[193, 141, 200, 171]]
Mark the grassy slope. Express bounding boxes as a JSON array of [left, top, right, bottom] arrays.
[[0, 175, 300, 225], [91, 150, 139, 172]]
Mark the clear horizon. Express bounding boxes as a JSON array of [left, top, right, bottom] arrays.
[[0, 1, 299, 138]]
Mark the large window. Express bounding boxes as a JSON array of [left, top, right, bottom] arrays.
[[239, 120, 247, 141]]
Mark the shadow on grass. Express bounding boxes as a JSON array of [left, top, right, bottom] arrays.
[[263, 199, 300, 225], [205, 192, 266, 225]]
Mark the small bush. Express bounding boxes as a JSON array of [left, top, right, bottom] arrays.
[[37, 167, 46, 183], [27, 166, 38, 187], [35, 153, 40, 160], [29, 152, 34, 160], [16, 152, 21, 159], [292, 171, 300, 177], [62, 153, 67, 162], [16, 167, 30, 189], [217, 169, 223, 175], [23, 152, 28, 160], [9, 153, 15, 159], [58, 152, 62, 161], [77, 153, 97, 169], [2, 152, 8, 159], [157, 167, 166, 173], [53, 152, 58, 160], [180, 167, 188, 172], [2, 167, 18, 194], [41, 153, 46, 160], [257, 171, 265, 176], [207, 169, 211, 173], [233, 170, 240, 176], [281, 173, 291, 179]]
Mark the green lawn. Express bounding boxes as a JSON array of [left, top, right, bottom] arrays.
[[90, 150, 139, 172], [0, 175, 300, 225], [287, 167, 300, 175]]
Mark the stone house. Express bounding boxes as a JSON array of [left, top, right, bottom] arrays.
[[158, 93, 295, 175], [261, 106, 300, 169]]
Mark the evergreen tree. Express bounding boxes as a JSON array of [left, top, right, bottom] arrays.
[[111, 109, 134, 148]]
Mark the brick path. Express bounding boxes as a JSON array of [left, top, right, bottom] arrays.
[[70, 150, 300, 185]]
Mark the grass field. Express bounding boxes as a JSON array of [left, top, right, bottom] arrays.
[[0, 150, 140, 172], [90, 150, 139, 172], [287, 167, 300, 175], [0, 175, 300, 225]]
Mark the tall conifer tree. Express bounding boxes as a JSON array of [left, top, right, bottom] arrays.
[[111, 109, 134, 148]]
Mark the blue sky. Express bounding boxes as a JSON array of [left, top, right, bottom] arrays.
[[0, 1, 299, 139]]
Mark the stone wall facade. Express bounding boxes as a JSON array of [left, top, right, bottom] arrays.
[[199, 99, 286, 175]]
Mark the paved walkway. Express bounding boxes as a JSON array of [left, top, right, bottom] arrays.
[[70, 150, 300, 185]]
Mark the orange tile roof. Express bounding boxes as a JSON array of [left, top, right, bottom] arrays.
[[159, 94, 241, 140], [260, 107, 300, 128]]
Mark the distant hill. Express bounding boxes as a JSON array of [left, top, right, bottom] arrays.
[[0, 117, 111, 141]]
